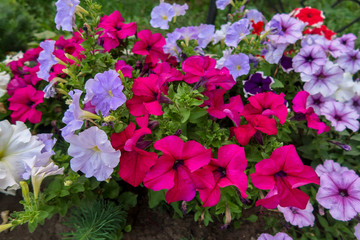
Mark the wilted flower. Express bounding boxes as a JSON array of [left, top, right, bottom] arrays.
[[67, 126, 121, 181]]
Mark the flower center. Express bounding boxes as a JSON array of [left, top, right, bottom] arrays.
[[108, 90, 114, 97], [27, 101, 35, 107], [92, 146, 101, 152], [236, 65, 242, 71], [115, 25, 122, 31], [146, 45, 152, 51], [307, 13, 313, 18], [173, 159, 184, 170], [334, 114, 342, 121], [275, 170, 287, 177], [217, 167, 226, 178], [339, 189, 349, 197], [305, 55, 314, 63], [162, 15, 168, 20]]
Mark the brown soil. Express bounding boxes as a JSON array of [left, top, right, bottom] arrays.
[[0, 191, 275, 240]]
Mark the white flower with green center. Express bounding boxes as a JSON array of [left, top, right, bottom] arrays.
[[0, 120, 44, 191]]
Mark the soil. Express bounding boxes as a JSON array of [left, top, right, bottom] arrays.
[[0, 191, 276, 240]]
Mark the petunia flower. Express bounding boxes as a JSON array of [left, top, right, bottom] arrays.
[[316, 170, 360, 221], [294, 7, 324, 26], [8, 85, 44, 124], [337, 33, 357, 51], [224, 19, 251, 47], [293, 45, 327, 75], [172, 3, 188, 17], [264, 43, 288, 64], [321, 101, 359, 132], [0, 120, 44, 192], [258, 232, 293, 240], [0, 71, 10, 97], [224, 53, 250, 79], [55, 0, 80, 32], [277, 201, 315, 228], [243, 72, 274, 96], [67, 126, 121, 181], [315, 159, 351, 177], [216, 0, 233, 10], [115, 60, 133, 79], [37, 40, 59, 81], [355, 223, 360, 240], [197, 24, 215, 48], [306, 93, 332, 115], [251, 145, 320, 209], [197, 144, 248, 207], [267, 14, 305, 44], [143, 135, 211, 203], [334, 72, 360, 102], [150, 2, 176, 30], [336, 49, 360, 74], [212, 22, 231, 45], [245, 9, 264, 23], [84, 69, 126, 117]]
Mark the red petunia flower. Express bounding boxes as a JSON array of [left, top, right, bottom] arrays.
[[251, 20, 264, 35], [294, 7, 324, 26]]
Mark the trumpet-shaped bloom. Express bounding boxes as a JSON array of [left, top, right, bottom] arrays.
[[293, 45, 327, 75], [316, 170, 360, 221], [216, 0, 232, 10], [321, 101, 359, 132], [150, 3, 176, 30], [143, 135, 211, 203], [267, 14, 304, 44], [67, 126, 120, 181], [224, 53, 250, 79], [243, 72, 274, 96], [8, 85, 44, 124], [251, 145, 319, 209], [37, 40, 58, 81], [336, 49, 360, 74], [225, 19, 251, 47], [55, 0, 80, 32], [258, 232, 293, 240], [315, 159, 351, 177], [172, 3, 188, 17], [197, 144, 248, 207], [0, 120, 44, 191], [132, 30, 167, 64], [278, 201, 315, 228]]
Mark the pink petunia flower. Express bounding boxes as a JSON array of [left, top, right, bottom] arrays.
[[251, 145, 319, 209], [8, 85, 44, 124], [115, 60, 133, 79], [143, 135, 211, 203]]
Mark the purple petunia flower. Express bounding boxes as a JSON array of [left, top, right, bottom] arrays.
[[37, 40, 58, 81], [163, 31, 182, 58], [172, 3, 188, 17], [243, 72, 274, 96], [84, 69, 126, 117], [347, 94, 360, 115], [150, 2, 176, 30], [174, 26, 199, 46], [37, 133, 57, 155], [258, 232, 293, 240], [315, 159, 351, 177], [336, 49, 360, 74], [337, 33, 357, 51], [265, 19, 282, 35], [55, 0, 80, 32], [277, 201, 315, 228], [197, 24, 215, 48], [224, 53, 250, 79], [216, 0, 232, 10], [280, 55, 293, 72], [264, 43, 288, 64], [245, 9, 264, 23], [306, 93, 333, 115], [355, 223, 360, 240], [321, 101, 359, 132], [224, 19, 251, 47], [267, 14, 304, 44], [67, 126, 120, 181], [293, 45, 327, 75], [301, 61, 343, 97], [316, 170, 360, 221]]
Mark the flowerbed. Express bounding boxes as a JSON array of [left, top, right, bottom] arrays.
[[0, 0, 360, 239]]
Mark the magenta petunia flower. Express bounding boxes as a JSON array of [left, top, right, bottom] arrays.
[[293, 45, 327, 75], [115, 60, 133, 79], [267, 14, 305, 44], [197, 144, 248, 207], [316, 170, 360, 221], [336, 49, 360, 74], [321, 101, 359, 132], [144, 135, 211, 203], [8, 85, 44, 124], [132, 30, 167, 64], [224, 53, 250, 79], [258, 232, 293, 240], [67, 126, 120, 181], [251, 145, 319, 209], [150, 2, 176, 30], [55, 0, 80, 32], [84, 69, 126, 117], [277, 201, 315, 228], [37, 40, 58, 81]]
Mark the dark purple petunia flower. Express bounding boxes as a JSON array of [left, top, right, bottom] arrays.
[[293, 45, 327, 75], [280, 55, 293, 72], [243, 72, 274, 96]]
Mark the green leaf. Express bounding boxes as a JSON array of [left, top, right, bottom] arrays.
[[148, 189, 166, 208], [118, 192, 137, 210], [272, 78, 284, 88], [33, 31, 57, 40], [246, 214, 258, 223], [102, 179, 120, 199], [28, 221, 38, 233], [317, 214, 329, 228]]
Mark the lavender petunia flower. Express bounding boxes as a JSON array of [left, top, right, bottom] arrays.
[[216, 0, 232, 10], [243, 72, 274, 96], [37, 40, 58, 81], [315, 159, 351, 177], [321, 101, 359, 132], [264, 43, 288, 64], [258, 232, 293, 240], [337, 33, 357, 51], [301, 35, 325, 48], [55, 0, 80, 32], [301, 61, 343, 97], [277, 201, 315, 228], [150, 2, 176, 30], [245, 9, 264, 23], [172, 3, 188, 17], [163, 31, 182, 57], [336, 49, 360, 74], [197, 24, 215, 48], [355, 223, 360, 240], [225, 19, 251, 47], [212, 22, 231, 45], [347, 94, 360, 115], [224, 53, 250, 79], [316, 170, 360, 221], [267, 14, 304, 44], [85, 70, 126, 117], [174, 26, 199, 46], [293, 45, 327, 75], [265, 19, 282, 35], [307, 93, 333, 115], [43, 79, 57, 98], [67, 126, 120, 181], [37, 133, 57, 155]]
